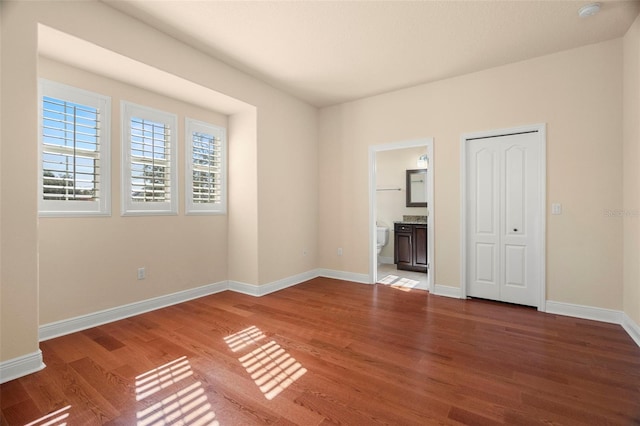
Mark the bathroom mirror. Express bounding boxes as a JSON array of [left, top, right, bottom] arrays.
[[406, 169, 427, 207]]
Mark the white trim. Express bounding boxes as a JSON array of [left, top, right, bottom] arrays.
[[368, 138, 434, 293], [460, 124, 546, 310], [368, 147, 377, 283], [38, 270, 324, 341], [545, 300, 622, 324], [318, 268, 371, 284], [228, 280, 260, 296], [185, 118, 227, 215], [38, 79, 112, 217], [229, 269, 320, 297], [39, 281, 228, 341], [427, 145, 435, 293], [11, 275, 638, 384], [0, 350, 45, 384], [121, 101, 178, 216], [433, 284, 463, 299], [622, 313, 640, 347]]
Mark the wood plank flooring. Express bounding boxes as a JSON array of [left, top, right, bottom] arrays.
[[2, 277, 640, 425]]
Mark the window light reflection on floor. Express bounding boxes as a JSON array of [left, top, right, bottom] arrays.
[[378, 274, 400, 285], [135, 356, 193, 401], [223, 325, 266, 353], [136, 381, 218, 426], [24, 405, 71, 426], [225, 326, 307, 400], [135, 357, 218, 426], [378, 274, 420, 291]]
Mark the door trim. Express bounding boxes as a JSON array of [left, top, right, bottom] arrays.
[[460, 124, 546, 311], [369, 138, 434, 293]]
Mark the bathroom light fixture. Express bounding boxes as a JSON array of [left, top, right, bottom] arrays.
[[578, 3, 601, 18], [417, 154, 428, 168]]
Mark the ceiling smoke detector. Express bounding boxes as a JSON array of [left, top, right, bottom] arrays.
[[578, 3, 601, 18]]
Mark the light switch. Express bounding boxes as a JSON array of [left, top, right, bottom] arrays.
[[552, 203, 562, 215]]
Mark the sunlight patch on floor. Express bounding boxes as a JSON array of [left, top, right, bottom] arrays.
[[378, 274, 400, 285], [135, 356, 193, 401], [225, 326, 307, 400], [25, 405, 71, 426], [136, 357, 218, 426], [223, 325, 266, 353], [391, 277, 420, 291], [239, 341, 307, 400], [378, 274, 420, 291]]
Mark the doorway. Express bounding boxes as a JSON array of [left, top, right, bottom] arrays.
[[460, 124, 546, 310], [369, 138, 434, 293]]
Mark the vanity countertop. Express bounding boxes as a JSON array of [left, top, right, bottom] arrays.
[[394, 215, 427, 225]]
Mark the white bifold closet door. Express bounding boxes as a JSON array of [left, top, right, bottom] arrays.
[[467, 131, 541, 307]]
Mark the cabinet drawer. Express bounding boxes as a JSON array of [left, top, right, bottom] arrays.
[[395, 224, 413, 233]]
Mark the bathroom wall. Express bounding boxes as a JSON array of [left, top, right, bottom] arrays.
[[376, 147, 428, 261]]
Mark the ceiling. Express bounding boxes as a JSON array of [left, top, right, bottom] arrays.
[[104, 0, 640, 108]]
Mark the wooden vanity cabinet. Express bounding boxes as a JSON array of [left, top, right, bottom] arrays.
[[394, 223, 427, 273]]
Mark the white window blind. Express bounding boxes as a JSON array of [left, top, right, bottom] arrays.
[[185, 118, 226, 214], [39, 80, 111, 216], [122, 102, 177, 215], [130, 117, 171, 203]]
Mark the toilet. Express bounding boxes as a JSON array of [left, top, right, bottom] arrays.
[[376, 226, 389, 255]]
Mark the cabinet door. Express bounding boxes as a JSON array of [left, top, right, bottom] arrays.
[[414, 225, 427, 268], [395, 232, 413, 266]]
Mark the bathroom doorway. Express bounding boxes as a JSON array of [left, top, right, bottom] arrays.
[[368, 138, 434, 292]]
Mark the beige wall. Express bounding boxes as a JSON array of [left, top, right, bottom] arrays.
[[376, 147, 428, 259], [38, 58, 229, 324], [1, 1, 40, 362], [228, 109, 259, 286], [1, 0, 636, 370], [319, 39, 624, 310], [0, 0, 4, 357], [624, 14, 640, 325], [0, 0, 318, 363], [257, 103, 318, 284]]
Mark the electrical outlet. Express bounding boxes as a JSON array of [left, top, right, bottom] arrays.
[[337, 248, 343, 256], [137, 267, 146, 280]]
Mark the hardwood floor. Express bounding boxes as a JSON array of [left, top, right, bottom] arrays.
[[2, 277, 640, 425]]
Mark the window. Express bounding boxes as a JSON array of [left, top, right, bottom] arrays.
[[122, 102, 177, 215], [39, 80, 111, 216], [185, 118, 227, 215]]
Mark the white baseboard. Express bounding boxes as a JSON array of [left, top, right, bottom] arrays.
[[317, 268, 371, 284], [230, 269, 320, 297], [23, 271, 639, 387], [0, 350, 45, 384], [228, 280, 259, 296], [433, 284, 462, 299], [545, 300, 623, 324], [544, 301, 640, 349], [39, 281, 229, 341], [39, 270, 325, 341], [622, 312, 640, 347]]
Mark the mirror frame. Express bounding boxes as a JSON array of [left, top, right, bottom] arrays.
[[406, 168, 427, 207]]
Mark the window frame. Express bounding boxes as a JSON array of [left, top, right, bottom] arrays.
[[121, 101, 178, 216], [38, 79, 112, 217], [185, 118, 227, 215]]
